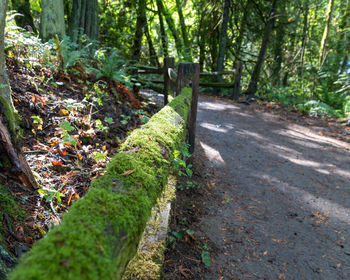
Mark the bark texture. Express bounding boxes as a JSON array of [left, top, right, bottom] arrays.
[[131, 0, 147, 61], [68, 0, 99, 43], [39, 0, 65, 41]]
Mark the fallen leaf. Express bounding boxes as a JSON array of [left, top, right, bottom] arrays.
[[59, 109, 69, 116], [77, 153, 82, 160], [119, 169, 135, 176]]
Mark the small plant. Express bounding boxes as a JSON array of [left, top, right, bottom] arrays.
[[95, 119, 109, 132], [201, 243, 211, 267], [91, 81, 109, 106], [104, 117, 114, 124], [168, 228, 195, 249], [54, 35, 91, 72], [120, 114, 131, 125], [177, 180, 200, 191], [59, 120, 77, 146], [296, 100, 336, 117], [31, 115, 43, 130], [90, 49, 133, 87], [93, 152, 107, 161], [173, 142, 193, 177], [38, 186, 65, 205]]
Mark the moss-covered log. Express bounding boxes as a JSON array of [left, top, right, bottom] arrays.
[[10, 88, 193, 280]]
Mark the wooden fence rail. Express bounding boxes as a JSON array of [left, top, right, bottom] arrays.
[[133, 57, 242, 102]]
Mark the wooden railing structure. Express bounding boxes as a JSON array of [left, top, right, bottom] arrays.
[[134, 57, 243, 104]]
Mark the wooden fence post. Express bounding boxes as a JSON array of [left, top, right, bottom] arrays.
[[176, 64, 185, 96], [232, 61, 243, 100], [188, 63, 200, 153], [163, 57, 174, 105]]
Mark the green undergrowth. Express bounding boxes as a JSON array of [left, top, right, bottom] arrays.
[[10, 88, 192, 280]]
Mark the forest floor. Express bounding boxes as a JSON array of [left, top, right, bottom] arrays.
[[164, 95, 350, 279], [0, 57, 160, 271]]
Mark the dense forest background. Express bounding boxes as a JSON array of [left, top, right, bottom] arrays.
[[3, 0, 350, 118], [0, 0, 349, 277]]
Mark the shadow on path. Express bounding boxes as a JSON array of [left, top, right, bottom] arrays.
[[188, 95, 350, 279]]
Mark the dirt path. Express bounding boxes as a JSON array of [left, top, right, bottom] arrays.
[[165, 95, 350, 279]]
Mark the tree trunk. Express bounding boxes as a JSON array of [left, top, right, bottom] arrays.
[[319, 0, 334, 67], [156, 0, 168, 58], [144, 20, 159, 67], [216, 0, 230, 76], [176, 0, 191, 60], [40, 0, 65, 41], [337, 0, 349, 74], [213, 0, 230, 95], [272, 1, 286, 86], [0, 0, 37, 189], [198, 9, 205, 71], [131, 0, 147, 61], [68, 0, 99, 44], [11, 0, 36, 32], [246, 0, 277, 96], [299, 2, 309, 77], [156, 0, 183, 59], [209, 9, 220, 72], [234, 0, 249, 64]]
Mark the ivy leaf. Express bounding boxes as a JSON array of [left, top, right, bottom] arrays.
[[62, 135, 77, 146], [104, 117, 113, 124], [60, 121, 75, 132], [93, 153, 106, 160]]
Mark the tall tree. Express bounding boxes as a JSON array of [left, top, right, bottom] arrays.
[[131, 0, 147, 61], [156, 0, 168, 58], [176, 0, 191, 56], [156, 0, 184, 59], [338, 0, 349, 73], [299, 1, 309, 77], [40, 0, 65, 41], [233, 0, 250, 64], [319, 0, 334, 66], [246, 0, 277, 96], [144, 20, 160, 67], [216, 0, 230, 77], [271, 1, 286, 85], [11, 0, 36, 32], [68, 0, 99, 43]]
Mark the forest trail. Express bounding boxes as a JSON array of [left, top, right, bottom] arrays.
[[168, 95, 350, 279]]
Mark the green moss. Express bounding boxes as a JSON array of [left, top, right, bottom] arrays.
[[10, 89, 192, 280], [0, 184, 25, 235], [0, 94, 21, 144]]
